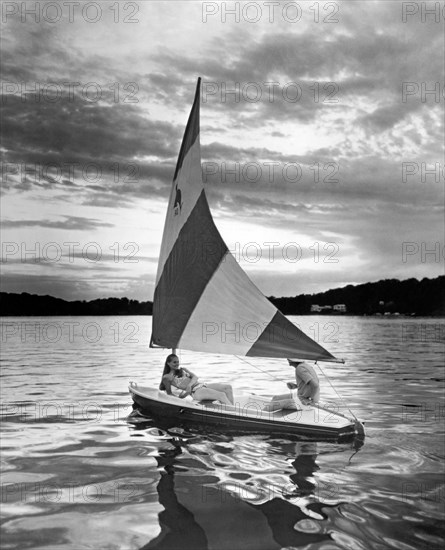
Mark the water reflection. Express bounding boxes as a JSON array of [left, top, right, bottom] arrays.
[[141, 441, 208, 550], [135, 419, 363, 550], [2, 316, 443, 549], [290, 442, 320, 497]]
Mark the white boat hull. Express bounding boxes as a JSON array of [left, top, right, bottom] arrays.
[[128, 382, 364, 441]]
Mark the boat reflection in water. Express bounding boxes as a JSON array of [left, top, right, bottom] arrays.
[[140, 441, 207, 550], [134, 416, 364, 550]]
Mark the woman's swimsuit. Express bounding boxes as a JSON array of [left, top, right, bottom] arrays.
[[190, 383, 206, 396], [171, 373, 205, 397], [171, 373, 191, 390]]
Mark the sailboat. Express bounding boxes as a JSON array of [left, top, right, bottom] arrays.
[[129, 78, 365, 441]]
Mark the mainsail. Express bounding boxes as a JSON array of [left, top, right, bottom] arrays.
[[150, 78, 338, 362]]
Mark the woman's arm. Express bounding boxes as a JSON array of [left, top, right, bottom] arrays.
[[162, 375, 173, 395], [163, 376, 187, 399], [181, 367, 196, 379]]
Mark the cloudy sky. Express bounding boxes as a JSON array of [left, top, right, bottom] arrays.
[[1, 0, 444, 301]]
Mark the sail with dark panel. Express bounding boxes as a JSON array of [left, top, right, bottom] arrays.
[[150, 78, 338, 362]]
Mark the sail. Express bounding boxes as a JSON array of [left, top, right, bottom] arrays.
[[150, 78, 338, 362]]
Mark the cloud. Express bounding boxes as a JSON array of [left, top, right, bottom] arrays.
[[0, 272, 152, 301], [1, 1, 443, 300], [1, 95, 179, 162], [1, 216, 114, 230]]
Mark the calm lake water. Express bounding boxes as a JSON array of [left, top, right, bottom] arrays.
[[1, 315, 444, 550]]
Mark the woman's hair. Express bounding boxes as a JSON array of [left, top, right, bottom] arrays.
[[159, 354, 180, 390]]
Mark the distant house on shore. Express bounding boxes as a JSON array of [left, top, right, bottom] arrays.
[[311, 304, 334, 313], [311, 304, 347, 313]]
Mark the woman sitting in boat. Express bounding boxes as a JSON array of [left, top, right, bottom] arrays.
[[160, 354, 234, 405]]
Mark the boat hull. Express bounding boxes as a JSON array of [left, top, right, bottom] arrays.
[[129, 383, 362, 441]]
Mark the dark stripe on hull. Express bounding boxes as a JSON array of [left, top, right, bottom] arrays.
[[173, 78, 201, 182], [246, 310, 337, 360], [130, 392, 356, 441], [152, 190, 228, 348]]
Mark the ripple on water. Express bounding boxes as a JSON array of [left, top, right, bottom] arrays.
[[338, 503, 369, 524], [294, 518, 323, 533], [413, 531, 445, 547], [330, 529, 369, 550], [380, 536, 418, 550]]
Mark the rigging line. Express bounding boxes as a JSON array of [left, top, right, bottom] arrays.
[[315, 361, 357, 421], [234, 355, 287, 384], [236, 356, 359, 423]]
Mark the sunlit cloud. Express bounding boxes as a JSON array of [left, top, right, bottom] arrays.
[[1, 1, 443, 300]]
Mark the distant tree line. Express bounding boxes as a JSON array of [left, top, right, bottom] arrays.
[[0, 294, 152, 316], [0, 276, 443, 316], [269, 276, 445, 316]]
